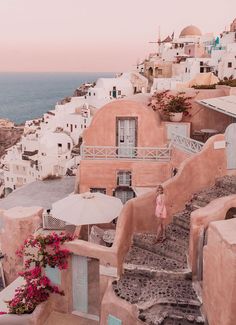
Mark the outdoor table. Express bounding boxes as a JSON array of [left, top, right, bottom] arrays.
[[200, 129, 218, 141], [103, 229, 116, 247]]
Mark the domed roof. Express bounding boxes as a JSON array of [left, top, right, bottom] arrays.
[[179, 25, 202, 38]]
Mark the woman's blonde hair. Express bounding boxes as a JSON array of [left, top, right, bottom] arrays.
[[156, 185, 164, 194]]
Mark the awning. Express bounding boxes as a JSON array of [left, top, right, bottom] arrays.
[[133, 187, 155, 197], [196, 95, 236, 118]]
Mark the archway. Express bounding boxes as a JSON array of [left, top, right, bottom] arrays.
[[148, 67, 153, 78]]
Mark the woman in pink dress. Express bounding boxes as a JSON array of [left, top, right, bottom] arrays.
[[155, 185, 167, 242]]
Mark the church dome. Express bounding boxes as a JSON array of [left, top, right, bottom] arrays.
[[179, 25, 202, 38]]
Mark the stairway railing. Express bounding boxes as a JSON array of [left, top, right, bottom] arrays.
[[171, 132, 204, 154]]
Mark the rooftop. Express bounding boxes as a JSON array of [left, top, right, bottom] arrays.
[[0, 177, 75, 210], [197, 95, 236, 118]]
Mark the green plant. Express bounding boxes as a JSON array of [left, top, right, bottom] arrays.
[[149, 91, 192, 117]]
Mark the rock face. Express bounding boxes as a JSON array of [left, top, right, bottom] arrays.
[[113, 176, 236, 325], [0, 121, 23, 158]]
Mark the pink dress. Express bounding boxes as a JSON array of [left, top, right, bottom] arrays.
[[155, 194, 167, 219]]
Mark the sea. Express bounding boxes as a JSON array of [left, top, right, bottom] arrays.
[[0, 72, 114, 125]]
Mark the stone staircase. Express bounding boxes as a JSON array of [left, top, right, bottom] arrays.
[[112, 176, 236, 324]]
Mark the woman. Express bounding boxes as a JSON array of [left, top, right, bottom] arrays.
[[155, 185, 167, 242]]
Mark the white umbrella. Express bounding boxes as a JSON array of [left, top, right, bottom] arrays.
[[51, 192, 123, 226]]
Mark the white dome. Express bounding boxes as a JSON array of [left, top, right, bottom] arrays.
[[179, 25, 202, 38]]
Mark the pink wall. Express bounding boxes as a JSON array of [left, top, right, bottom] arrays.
[[203, 217, 236, 325], [83, 100, 164, 147], [189, 194, 236, 275], [79, 160, 172, 194]]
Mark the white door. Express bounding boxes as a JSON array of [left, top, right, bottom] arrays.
[[166, 123, 189, 141], [72, 255, 88, 313], [117, 119, 136, 157], [225, 123, 236, 169]]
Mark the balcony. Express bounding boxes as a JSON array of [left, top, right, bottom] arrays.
[[81, 145, 171, 161]]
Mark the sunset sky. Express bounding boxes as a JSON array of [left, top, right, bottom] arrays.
[[0, 0, 235, 72]]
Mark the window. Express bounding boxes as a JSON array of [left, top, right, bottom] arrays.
[[200, 61, 204, 66], [75, 125, 77, 128], [6, 177, 9, 181], [94, 93, 96, 96], [228, 62, 232, 68], [67, 143, 71, 150], [89, 92, 91, 96], [58, 143, 62, 147], [84, 119, 87, 124], [117, 171, 132, 186], [90, 188, 106, 194], [200, 67, 204, 73], [118, 90, 121, 95], [185, 68, 187, 73]]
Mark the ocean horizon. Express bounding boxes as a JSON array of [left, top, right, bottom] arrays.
[[0, 72, 114, 124]]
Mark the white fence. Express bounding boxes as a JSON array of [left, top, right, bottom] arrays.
[[81, 145, 171, 161], [171, 132, 204, 154]]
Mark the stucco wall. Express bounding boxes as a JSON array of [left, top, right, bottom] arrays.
[[203, 218, 236, 325], [82, 100, 164, 147], [1, 206, 42, 284], [189, 195, 236, 275], [167, 88, 234, 134], [79, 160, 172, 195]]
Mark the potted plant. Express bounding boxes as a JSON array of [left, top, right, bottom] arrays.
[[149, 91, 192, 122]]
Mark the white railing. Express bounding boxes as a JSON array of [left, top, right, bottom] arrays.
[[171, 132, 204, 154], [81, 145, 171, 161]]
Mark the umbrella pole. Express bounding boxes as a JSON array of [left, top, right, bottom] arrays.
[[88, 224, 89, 241]]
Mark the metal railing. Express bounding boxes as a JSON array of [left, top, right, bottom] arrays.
[[171, 132, 204, 154], [81, 145, 171, 161]]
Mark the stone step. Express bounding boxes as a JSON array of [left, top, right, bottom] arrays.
[[133, 235, 187, 263], [125, 245, 188, 272], [173, 215, 191, 231], [215, 175, 236, 192]]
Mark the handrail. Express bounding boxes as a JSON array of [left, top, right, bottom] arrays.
[[171, 132, 204, 154], [81, 145, 171, 161]]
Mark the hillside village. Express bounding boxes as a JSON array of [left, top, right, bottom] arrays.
[[0, 19, 235, 325]]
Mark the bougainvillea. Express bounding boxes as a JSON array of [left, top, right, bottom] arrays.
[[149, 90, 192, 118], [4, 232, 74, 315]]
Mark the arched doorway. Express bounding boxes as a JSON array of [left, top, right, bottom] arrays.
[[147, 67, 153, 79], [225, 123, 236, 169], [196, 206, 236, 280]]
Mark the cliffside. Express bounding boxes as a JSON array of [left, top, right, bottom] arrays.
[[0, 119, 23, 158]]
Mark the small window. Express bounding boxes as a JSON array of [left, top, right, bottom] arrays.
[[75, 125, 77, 128], [94, 93, 96, 96], [6, 177, 9, 181], [58, 143, 62, 147], [185, 68, 187, 73], [67, 143, 71, 150], [67, 124, 69, 127], [200, 61, 204, 66], [90, 188, 106, 194], [84, 119, 86, 123], [228, 62, 232, 68], [200, 67, 204, 73], [89, 92, 91, 96], [81, 124, 83, 129], [118, 90, 121, 95], [117, 171, 132, 186]]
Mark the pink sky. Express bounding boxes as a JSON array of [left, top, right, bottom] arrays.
[[0, 0, 235, 72]]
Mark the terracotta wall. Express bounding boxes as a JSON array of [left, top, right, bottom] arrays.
[[79, 160, 172, 195], [189, 195, 236, 276], [1, 206, 42, 284], [83, 100, 164, 147], [203, 217, 236, 325], [168, 87, 234, 134]]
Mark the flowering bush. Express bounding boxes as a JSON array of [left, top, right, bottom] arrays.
[[4, 232, 74, 315], [149, 90, 192, 118]]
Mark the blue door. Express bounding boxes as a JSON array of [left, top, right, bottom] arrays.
[[72, 255, 88, 313], [108, 315, 122, 325]]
